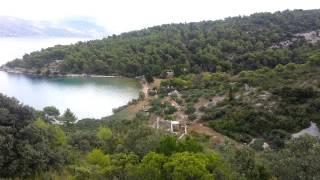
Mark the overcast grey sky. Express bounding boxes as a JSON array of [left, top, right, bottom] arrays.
[[1, 0, 320, 34]]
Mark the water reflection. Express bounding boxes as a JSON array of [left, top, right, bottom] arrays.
[[0, 71, 140, 119]]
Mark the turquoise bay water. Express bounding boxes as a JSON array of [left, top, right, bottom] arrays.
[[0, 37, 141, 119], [0, 71, 140, 119]]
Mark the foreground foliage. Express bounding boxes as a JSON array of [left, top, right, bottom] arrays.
[[2, 9, 320, 180], [0, 94, 67, 177], [1, 94, 320, 179]]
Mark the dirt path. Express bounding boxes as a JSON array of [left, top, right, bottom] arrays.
[[114, 80, 236, 146], [110, 78, 163, 120], [189, 121, 242, 147], [189, 123, 227, 145], [141, 81, 149, 98], [188, 95, 236, 145]]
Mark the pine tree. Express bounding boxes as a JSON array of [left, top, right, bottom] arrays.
[[60, 108, 77, 126]]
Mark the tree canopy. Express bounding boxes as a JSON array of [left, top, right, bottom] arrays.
[[6, 9, 320, 77]]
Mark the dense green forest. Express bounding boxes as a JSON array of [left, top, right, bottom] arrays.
[[2, 93, 320, 179], [5, 9, 320, 76], [3, 9, 320, 179]]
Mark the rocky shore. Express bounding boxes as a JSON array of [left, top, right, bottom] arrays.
[[0, 66, 121, 78]]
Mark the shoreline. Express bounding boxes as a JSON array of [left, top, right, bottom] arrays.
[[0, 66, 146, 121], [0, 67, 122, 78]]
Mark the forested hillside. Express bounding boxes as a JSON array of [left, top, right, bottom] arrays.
[[3, 9, 320, 179], [5, 9, 320, 76], [2, 92, 320, 179], [159, 59, 320, 148]]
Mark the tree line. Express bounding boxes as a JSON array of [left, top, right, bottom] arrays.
[[1, 93, 320, 179], [6, 9, 320, 77]]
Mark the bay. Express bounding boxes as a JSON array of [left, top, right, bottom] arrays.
[[0, 38, 140, 119]]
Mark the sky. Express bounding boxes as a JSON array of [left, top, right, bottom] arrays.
[[1, 0, 320, 34]]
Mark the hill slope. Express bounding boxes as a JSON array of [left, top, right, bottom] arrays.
[[4, 9, 320, 77], [3, 9, 320, 179]]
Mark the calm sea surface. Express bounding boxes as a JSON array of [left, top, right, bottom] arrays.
[[0, 38, 140, 119]]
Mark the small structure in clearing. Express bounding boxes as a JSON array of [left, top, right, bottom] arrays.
[[155, 117, 187, 137]]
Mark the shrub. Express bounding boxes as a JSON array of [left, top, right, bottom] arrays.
[[188, 114, 197, 121]]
